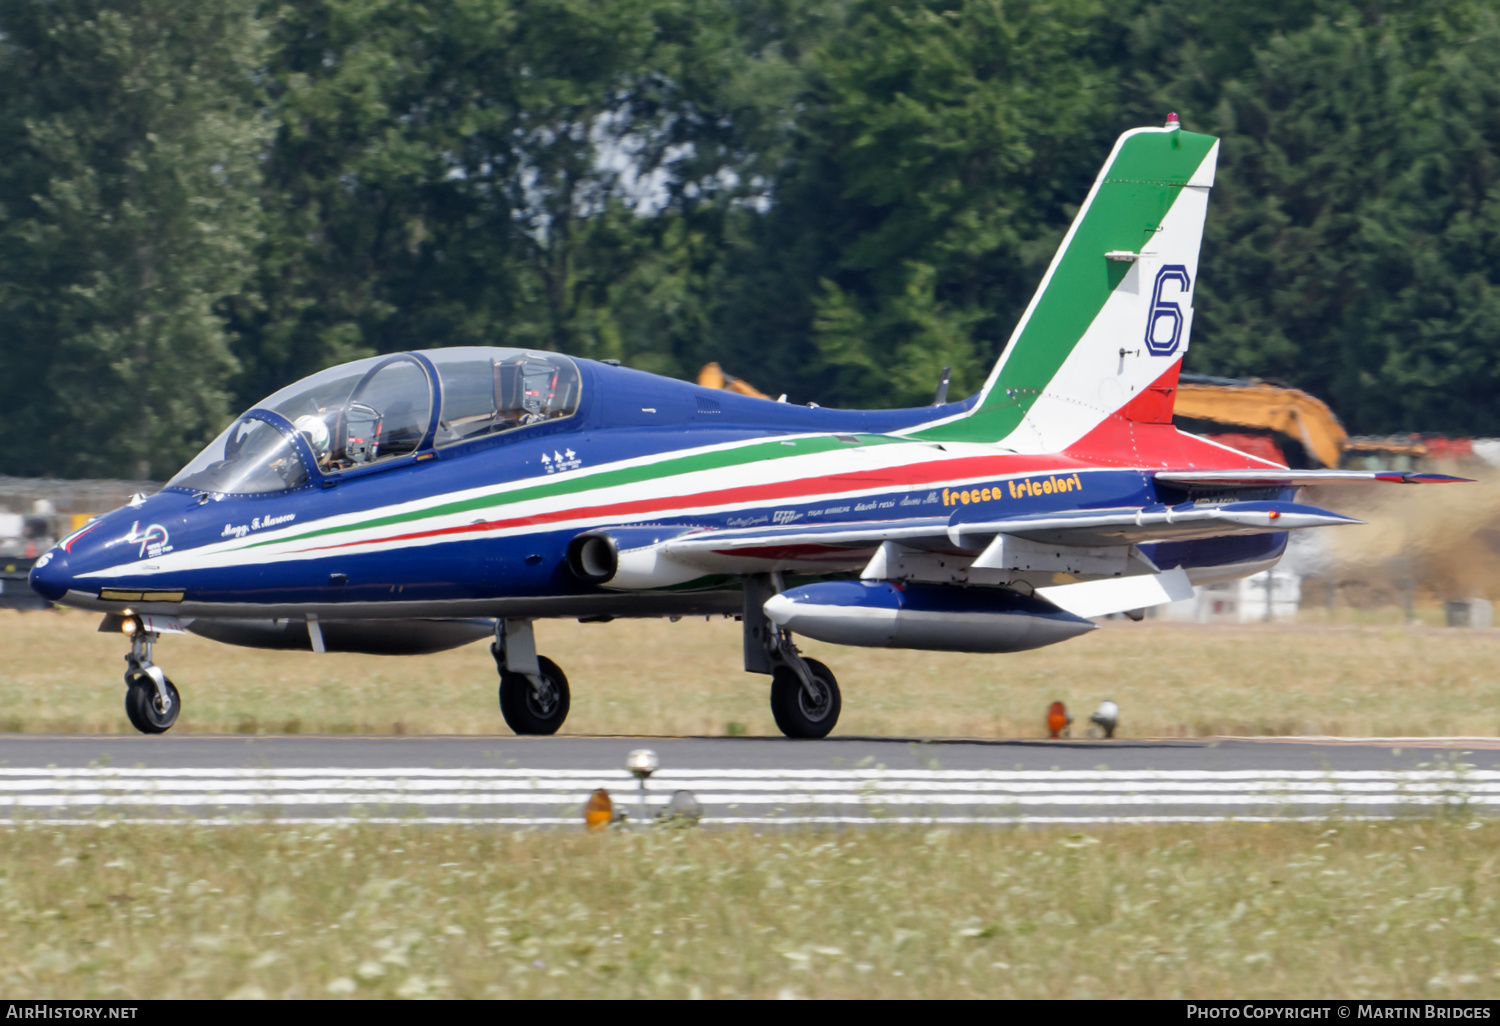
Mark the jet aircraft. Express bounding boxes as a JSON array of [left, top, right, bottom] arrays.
[[30, 115, 1462, 738]]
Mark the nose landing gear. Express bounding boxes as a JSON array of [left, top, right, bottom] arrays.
[[122, 628, 180, 734], [493, 618, 570, 735]]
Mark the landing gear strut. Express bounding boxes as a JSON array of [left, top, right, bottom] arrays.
[[122, 628, 180, 734], [744, 574, 841, 739], [493, 618, 570, 735]]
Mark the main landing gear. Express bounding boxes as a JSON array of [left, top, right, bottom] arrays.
[[122, 626, 180, 734], [493, 618, 571, 735], [744, 575, 841, 739]]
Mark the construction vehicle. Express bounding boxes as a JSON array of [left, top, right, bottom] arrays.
[[1176, 374, 1483, 471], [697, 362, 773, 401], [1173, 374, 1346, 468]]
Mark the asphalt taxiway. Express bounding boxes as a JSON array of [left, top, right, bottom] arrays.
[[0, 734, 1495, 826]]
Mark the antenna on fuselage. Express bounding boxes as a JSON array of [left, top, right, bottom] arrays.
[[932, 366, 951, 406]]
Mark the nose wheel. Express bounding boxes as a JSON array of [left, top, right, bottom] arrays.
[[121, 629, 181, 734], [125, 668, 180, 734]]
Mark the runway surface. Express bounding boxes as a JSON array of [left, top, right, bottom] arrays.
[[2, 734, 1497, 826]]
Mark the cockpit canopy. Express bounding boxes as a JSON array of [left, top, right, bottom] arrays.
[[428, 348, 580, 447], [166, 348, 581, 496]]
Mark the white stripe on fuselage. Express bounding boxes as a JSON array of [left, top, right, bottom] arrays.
[[83, 438, 1105, 578]]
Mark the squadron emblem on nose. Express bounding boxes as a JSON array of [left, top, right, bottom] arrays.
[[124, 521, 172, 559]]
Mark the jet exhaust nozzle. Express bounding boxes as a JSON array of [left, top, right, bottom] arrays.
[[565, 527, 702, 589]]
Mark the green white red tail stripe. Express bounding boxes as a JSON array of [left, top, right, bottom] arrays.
[[915, 125, 1220, 452]]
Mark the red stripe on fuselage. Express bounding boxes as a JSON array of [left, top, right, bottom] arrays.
[[289, 452, 1093, 555]]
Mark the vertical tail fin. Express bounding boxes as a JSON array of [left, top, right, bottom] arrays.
[[920, 119, 1219, 450]]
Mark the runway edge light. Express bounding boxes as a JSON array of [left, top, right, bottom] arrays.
[[1047, 701, 1072, 738], [626, 749, 659, 779], [1090, 700, 1120, 740], [584, 788, 613, 832], [661, 790, 703, 827], [626, 749, 659, 824]]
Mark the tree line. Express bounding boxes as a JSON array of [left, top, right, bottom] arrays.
[[3, 0, 1499, 479]]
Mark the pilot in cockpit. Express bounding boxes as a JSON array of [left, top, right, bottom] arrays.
[[293, 414, 335, 471]]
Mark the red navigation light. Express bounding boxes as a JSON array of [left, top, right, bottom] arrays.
[[1165, 112, 1180, 128]]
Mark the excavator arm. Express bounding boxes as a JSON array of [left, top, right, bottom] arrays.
[[1173, 379, 1348, 468]]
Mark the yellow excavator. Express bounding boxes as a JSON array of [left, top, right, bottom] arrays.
[[697, 362, 774, 401], [1173, 374, 1347, 468]]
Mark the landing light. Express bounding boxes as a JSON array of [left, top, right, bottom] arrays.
[[121, 617, 137, 636]]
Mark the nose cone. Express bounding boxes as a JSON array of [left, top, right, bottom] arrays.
[[28, 549, 71, 601]]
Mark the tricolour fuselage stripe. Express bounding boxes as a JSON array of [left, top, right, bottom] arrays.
[[285, 451, 1103, 556]]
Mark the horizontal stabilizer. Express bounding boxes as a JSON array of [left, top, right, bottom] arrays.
[[1036, 567, 1194, 619], [1155, 469, 1471, 487]]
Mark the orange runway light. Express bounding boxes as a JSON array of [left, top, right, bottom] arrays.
[[584, 788, 613, 832], [1047, 701, 1072, 738]]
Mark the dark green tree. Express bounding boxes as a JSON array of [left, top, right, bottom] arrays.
[[0, 0, 268, 478], [230, 0, 796, 405], [711, 0, 1118, 407], [1175, 6, 1500, 434]]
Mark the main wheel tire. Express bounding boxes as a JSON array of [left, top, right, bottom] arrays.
[[769, 658, 840, 739], [498, 656, 571, 735], [124, 675, 180, 735]]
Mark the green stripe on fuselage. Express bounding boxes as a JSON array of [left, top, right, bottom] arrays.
[[917, 129, 1217, 443]]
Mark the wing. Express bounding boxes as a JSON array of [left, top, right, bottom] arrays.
[[658, 517, 951, 574], [656, 500, 1358, 574], [1154, 469, 1469, 487]]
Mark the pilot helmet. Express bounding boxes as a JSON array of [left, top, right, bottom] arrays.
[[293, 414, 331, 460]]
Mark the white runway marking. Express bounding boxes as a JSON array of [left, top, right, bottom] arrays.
[[0, 767, 1490, 825]]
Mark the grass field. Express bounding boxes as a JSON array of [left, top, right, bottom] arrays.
[[4, 607, 1500, 738], [0, 818, 1495, 999]]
